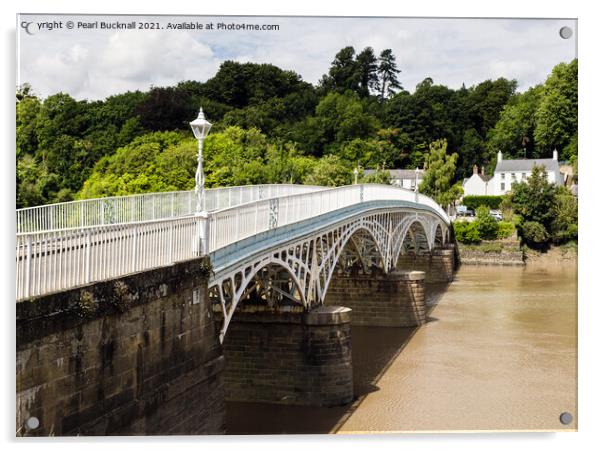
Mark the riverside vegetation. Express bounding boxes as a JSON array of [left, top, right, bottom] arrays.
[[453, 165, 577, 260], [16, 48, 577, 251]]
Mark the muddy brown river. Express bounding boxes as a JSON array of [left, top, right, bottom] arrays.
[[225, 263, 577, 434]]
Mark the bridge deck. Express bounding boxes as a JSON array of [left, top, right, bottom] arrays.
[[211, 199, 442, 279]]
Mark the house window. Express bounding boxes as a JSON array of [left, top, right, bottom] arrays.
[[522, 173, 526, 179], [501, 182, 505, 191], [511, 173, 516, 180], [501, 173, 505, 180]]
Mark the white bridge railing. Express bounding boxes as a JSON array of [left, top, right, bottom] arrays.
[[207, 184, 448, 252], [16, 184, 327, 233], [15, 184, 448, 301]]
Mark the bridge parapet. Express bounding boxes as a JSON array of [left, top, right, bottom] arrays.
[[16, 184, 450, 302], [16, 184, 328, 233]]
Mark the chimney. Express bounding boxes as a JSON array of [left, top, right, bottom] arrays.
[[473, 164, 478, 175], [553, 149, 558, 160], [481, 166, 485, 176], [497, 151, 503, 162]]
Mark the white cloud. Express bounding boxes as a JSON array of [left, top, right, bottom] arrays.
[[17, 15, 576, 100]]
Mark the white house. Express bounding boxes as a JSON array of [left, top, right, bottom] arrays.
[[363, 169, 424, 190], [491, 150, 562, 195], [462, 165, 492, 196]]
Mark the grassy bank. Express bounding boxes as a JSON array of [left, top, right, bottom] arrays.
[[457, 239, 577, 266], [457, 238, 524, 266]]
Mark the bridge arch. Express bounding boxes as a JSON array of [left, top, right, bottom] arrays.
[[211, 255, 310, 341], [390, 218, 432, 268], [318, 221, 387, 303], [434, 223, 444, 247], [210, 207, 451, 341]]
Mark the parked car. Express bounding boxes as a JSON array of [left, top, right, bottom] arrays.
[[456, 205, 475, 217], [489, 210, 502, 221]]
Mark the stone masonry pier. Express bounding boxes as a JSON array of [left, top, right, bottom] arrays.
[[16, 258, 225, 436], [397, 247, 455, 283], [218, 305, 353, 407], [325, 267, 427, 327]]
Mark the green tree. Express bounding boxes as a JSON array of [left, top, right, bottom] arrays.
[[465, 78, 517, 138], [136, 86, 196, 131], [360, 168, 391, 184], [508, 164, 557, 230], [458, 127, 485, 177], [319, 46, 360, 94], [377, 49, 402, 100], [16, 95, 41, 159], [16, 83, 37, 102], [550, 187, 578, 243], [337, 135, 400, 169], [203, 126, 269, 187], [200, 61, 311, 109], [521, 221, 549, 248], [78, 131, 187, 198], [534, 59, 578, 159], [453, 221, 481, 244], [384, 81, 465, 154], [419, 139, 463, 208], [487, 85, 544, 159], [303, 155, 353, 186], [474, 205, 499, 240], [16, 155, 59, 208], [356, 47, 380, 97], [311, 91, 380, 154]]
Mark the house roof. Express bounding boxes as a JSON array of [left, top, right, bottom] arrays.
[[495, 158, 560, 173], [363, 169, 424, 179], [462, 174, 491, 186]]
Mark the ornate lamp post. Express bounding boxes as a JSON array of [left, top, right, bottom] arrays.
[[190, 107, 212, 213], [414, 167, 420, 203], [414, 167, 419, 192]]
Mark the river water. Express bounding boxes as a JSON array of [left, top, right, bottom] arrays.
[[225, 262, 577, 434]]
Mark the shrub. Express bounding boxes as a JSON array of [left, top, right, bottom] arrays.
[[462, 195, 503, 210], [453, 221, 481, 244], [496, 221, 515, 239], [521, 221, 549, 247], [474, 205, 499, 240], [551, 191, 578, 244]]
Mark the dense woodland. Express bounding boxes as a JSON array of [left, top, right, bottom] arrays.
[[16, 47, 577, 210]]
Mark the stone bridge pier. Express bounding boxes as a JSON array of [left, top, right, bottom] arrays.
[[396, 245, 456, 284], [215, 305, 353, 407], [324, 267, 427, 327], [324, 245, 455, 327]]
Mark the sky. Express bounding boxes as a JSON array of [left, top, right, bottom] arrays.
[[17, 14, 577, 101]]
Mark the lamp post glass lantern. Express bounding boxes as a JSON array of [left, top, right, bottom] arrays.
[[190, 107, 212, 213]]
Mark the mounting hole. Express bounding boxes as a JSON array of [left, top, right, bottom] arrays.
[[559, 411, 573, 425], [559, 26, 573, 39], [25, 416, 40, 430]]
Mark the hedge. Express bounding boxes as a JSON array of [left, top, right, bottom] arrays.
[[462, 195, 503, 210], [453, 221, 481, 244], [453, 219, 515, 244]]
